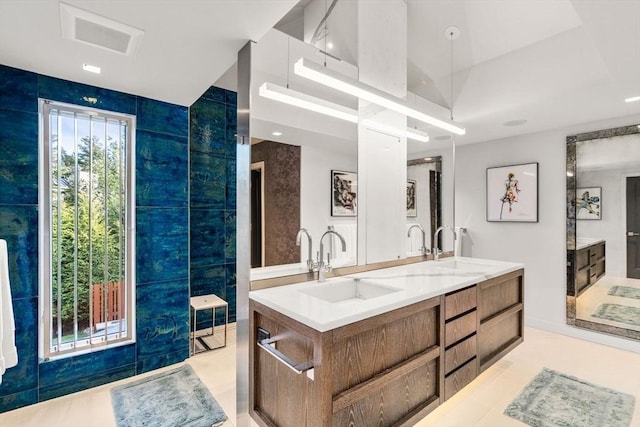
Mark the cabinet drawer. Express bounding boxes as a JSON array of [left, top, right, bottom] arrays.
[[445, 310, 477, 347], [445, 286, 477, 320], [444, 358, 477, 400], [445, 334, 477, 374]]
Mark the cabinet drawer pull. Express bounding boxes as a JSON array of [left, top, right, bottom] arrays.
[[257, 337, 314, 374]]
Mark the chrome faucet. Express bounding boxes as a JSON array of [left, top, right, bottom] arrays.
[[407, 224, 430, 256], [296, 228, 314, 271], [317, 230, 347, 282], [433, 226, 457, 261]]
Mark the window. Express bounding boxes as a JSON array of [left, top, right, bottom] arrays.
[[40, 100, 135, 359]]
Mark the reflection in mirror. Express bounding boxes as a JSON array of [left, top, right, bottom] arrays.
[[249, 29, 358, 281], [406, 157, 441, 256], [567, 124, 640, 340]]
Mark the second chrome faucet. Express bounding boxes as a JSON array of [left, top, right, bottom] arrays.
[[296, 228, 347, 282]]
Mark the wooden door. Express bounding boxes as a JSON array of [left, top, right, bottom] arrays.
[[250, 168, 263, 268], [627, 176, 640, 279]]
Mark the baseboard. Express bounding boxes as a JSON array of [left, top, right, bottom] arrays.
[[525, 316, 640, 353]]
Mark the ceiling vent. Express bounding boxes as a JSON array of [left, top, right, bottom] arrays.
[[60, 2, 144, 56]]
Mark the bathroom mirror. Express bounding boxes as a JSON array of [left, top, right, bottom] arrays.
[[406, 156, 442, 255], [566, 124, 640, 340], [249, 29, 359, 280]]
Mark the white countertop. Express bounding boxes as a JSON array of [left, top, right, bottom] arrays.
[[576, 238, 605, 250], [249, 257, 524, 332]]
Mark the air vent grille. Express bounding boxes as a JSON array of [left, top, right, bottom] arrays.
[[60, 2, 144, 56], [75, 18, 131, 54]]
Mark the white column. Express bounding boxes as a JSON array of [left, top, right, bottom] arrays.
[[357, 0, 408, 264]]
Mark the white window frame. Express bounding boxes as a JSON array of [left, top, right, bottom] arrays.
[[38, 99, 136, 360]]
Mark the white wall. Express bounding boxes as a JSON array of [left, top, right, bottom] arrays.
[[577, 168, 640, 277], [455, 114, 640, 353], [300, 144, 357, 265]]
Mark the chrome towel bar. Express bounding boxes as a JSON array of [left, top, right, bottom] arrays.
[[257, 337, 314, 374]]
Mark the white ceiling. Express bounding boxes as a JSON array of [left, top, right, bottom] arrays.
[[0, 0, 297, 106], [406, 0, 640, 144], [275, 0, 640, 145], [0, 0, 638, 145]]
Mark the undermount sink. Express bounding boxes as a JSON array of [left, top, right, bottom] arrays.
[[300, 279, 401, 303], [434, 259, 493, 274]]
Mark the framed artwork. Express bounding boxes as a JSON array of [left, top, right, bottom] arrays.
[[576, 187, 601, 220], [407, 180, 417, 217], [487, 162, 538, 222], [331, 170, 357, 216]]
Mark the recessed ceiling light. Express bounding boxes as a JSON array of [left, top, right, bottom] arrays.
[[271, 131, 283, 136], [82, 63, 101, 74], [625, 96, 640, 103], [326, 41, 334, 50], [503, 119, 528, 127]]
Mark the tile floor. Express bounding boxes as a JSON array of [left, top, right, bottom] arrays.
[[1, 326, 638, 426], [576, 275, 640, 332]]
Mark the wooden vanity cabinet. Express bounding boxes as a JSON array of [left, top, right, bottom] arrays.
[[575, 241, 605, 295], [250, 268, 525, 426], [250, 296, 443, 427], [477, 269, 524, 372], [443, 285, 478, 400]]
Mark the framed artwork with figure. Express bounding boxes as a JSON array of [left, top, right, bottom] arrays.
[[331, 170, 357, 217], [576, 187, 601, 220], [487, 162, 538, 222], [407, 180, 417, 217]]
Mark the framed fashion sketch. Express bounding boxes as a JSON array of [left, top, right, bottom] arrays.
[[331, 170, 357, 216], [487, 162, 538, 222], [407, 180, 417, 217], [576, 187, 601, 220]]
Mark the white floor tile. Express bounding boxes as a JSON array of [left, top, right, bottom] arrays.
[[1, 326, 638, 427]]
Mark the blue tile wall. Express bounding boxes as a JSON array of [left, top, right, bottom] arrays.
[[0, 64, 192, 412], [0, 109, 39, 205], [190, 98, 227, 155], [189, 88, 237, 329], [0, 206, 38, 299], [38, 75, 136, 115], [190, 154, 227, 209], [136, 130, 189, 208], [0, 66, 37, 113], [136, 97, 188, 137], [136, 208, 189, 285]]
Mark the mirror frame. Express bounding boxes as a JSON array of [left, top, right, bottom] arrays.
[[566, 123, 640, 340], [407, 156, 442, 250]]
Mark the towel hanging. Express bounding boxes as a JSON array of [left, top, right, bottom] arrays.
[[0, 239, 18, 384]]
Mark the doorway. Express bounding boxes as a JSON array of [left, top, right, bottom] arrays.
[[627, 175, 640, 279], [251, 162, 265, 268]]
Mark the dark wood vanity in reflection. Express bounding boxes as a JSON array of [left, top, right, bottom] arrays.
[[575, 240, 606, 296], [249, 268, 524, 426]]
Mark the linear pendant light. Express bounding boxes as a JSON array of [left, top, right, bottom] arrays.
[[259, 82, 358, 123], [258, 82, 430, 142], [364, 121, 429, 142], [294, 58, 466, 136]]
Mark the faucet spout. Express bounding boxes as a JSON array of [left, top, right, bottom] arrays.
[[407, 224, 430, 255], [317, 230, 347, 282], [433, 226, 457, 261], [296, 228, 314, 271]]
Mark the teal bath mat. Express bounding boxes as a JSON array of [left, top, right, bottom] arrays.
[[608, 286, 640, 300], [504, 368, 635, 426], [592, 303, 640, 327], [111, 364, 227, 427]]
